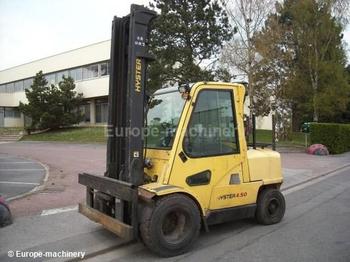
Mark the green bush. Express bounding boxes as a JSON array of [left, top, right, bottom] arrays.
[[310, 123, 350, 154]]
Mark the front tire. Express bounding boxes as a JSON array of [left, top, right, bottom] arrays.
[[140, 194, 201, 257], [256, 188, 285, 225]]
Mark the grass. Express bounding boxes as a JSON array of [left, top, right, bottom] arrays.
[[20, 126, 307, 148], [250, 129, 307, 147], [21, 127, 106, 143]]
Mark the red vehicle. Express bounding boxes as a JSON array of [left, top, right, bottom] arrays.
[[0, 195, 12, 227]]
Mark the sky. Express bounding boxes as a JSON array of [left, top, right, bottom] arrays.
[[0, 0, 350, 71], [0, 0, 149, 70]]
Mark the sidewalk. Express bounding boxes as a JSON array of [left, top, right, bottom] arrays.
[[281, 151, 350, 189], [0, 208, 125, 262]]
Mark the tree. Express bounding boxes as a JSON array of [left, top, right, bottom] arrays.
[[280, 0, 350, 124], [252, 0, 350, 133], [252, 11, 295, 139], [334, 64, 350, 122], [58, 76, 84, 126], [19, 71, 83, 130], [148, 0, 232, 92], [220, 0, 275, 115]]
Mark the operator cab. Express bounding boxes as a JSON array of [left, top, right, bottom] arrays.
[[143, 82, 245, 184]]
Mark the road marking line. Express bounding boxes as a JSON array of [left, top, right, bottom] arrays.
[[41, 205, 78, 216], [0, 181, 40, 185]]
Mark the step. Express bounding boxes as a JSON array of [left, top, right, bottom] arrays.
[[0, 135, 22, 141]]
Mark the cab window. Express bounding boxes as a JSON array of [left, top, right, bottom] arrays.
[[184, 89, 239, 157]]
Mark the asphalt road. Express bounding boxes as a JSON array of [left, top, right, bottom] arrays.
[[85, 167, 350, 262], [0, 153, 46, 200], [0, 167, 349, 262]]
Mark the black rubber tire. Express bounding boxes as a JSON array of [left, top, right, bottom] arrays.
[[256, 188, 285, 225], [140, 194, 201, 257], [0, 203, 12, 227]]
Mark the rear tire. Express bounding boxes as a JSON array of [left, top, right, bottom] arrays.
[[140, 194, 201, 257], [256, 188, 285, 225]]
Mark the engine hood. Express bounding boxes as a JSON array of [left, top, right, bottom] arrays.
[[247, 148, 283, 184]]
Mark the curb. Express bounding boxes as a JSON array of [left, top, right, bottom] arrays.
[[281, 163, 350, 192], [68, 241, 137, 262]]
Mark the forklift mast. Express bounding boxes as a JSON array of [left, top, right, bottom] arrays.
[[106, 5, 156, 185], [78, 5, 156, 240]]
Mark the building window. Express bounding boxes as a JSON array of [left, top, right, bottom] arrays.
[[83, 64, 99, 80], [0, 60, 110, 94], [69, 68, 82, 81], [14, 81, 24, 92], [56, 70, 69, 83], [45, 73, 56, 85], [4, 107, 21, 118], [6, 83, 14, 93], [23, 78, 33, 90], [79, 104, 90, 122], [96, 102, 108, 123], [99, 62, 108, 76]]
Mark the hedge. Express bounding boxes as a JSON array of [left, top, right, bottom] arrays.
[[310, 123, 350, 154]]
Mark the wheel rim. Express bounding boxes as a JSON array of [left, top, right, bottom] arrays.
[[267, 197, 280, 217], [161, 209, 190, 244]]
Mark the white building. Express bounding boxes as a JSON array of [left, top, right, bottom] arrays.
[[0, 40, 111, 127], [0, 40, 272, 129]]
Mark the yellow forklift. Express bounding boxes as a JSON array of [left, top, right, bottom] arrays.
[[79, 5, 285, 257]]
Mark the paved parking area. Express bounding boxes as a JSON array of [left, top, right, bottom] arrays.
[[0, 153, 46, 201], [0, 141, 349, 217], [0, 142, 105, 217]]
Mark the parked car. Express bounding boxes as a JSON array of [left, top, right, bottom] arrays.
[[0, 195, 12, 227]]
